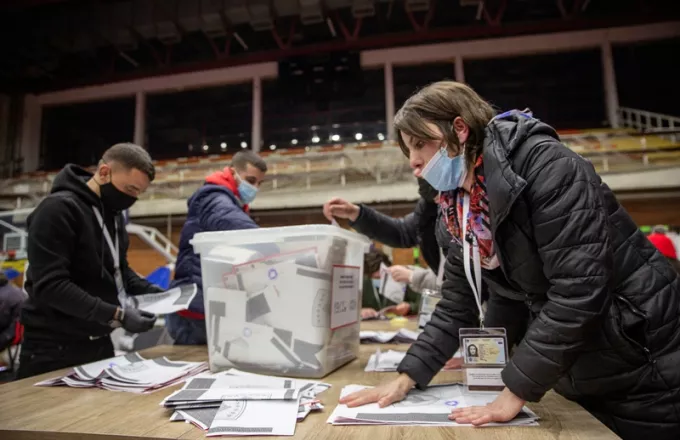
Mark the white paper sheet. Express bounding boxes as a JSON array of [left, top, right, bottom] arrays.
[[364, 349, 407, 372], [327, 384, 539, 427], [207, 399, 299, 437], [162, 387, 299, 406], [72, 352, 146, 381], [183, 372, 298, 391], [135, 284, 198, 315], [330, 265, 360, 330], [379, 263, 407, 304], [223, 368, 331, 399]]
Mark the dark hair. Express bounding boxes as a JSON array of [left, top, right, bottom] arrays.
[[394, 81, 495, 168], [102, 143, 155, 182], [0, 271, 7, 286], [364, 249, 391, 275], [232, 150, 268, 173]]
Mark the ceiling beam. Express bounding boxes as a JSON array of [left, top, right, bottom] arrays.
[[33, 17, 680, 101]]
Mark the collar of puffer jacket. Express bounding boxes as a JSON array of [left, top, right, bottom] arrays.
[[482, 112, 561, 234]]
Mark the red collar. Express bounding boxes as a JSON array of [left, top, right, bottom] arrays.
[[205, 168, 249, 212]]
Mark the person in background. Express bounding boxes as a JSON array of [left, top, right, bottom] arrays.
[[0, 271, 26, 371], [166, 150, 268, 345], [340, 81, 679, 440], [360, 249, 421, 320], [389, 264, 438, 293], [18, 143, 161, 379], [647, 225, 680, 273]]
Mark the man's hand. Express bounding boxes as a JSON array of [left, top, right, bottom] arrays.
[[382, 302, 411, 316], [449, 387, 526, 425], [323, 198, 360, 223], [339, 374, 416, 408], [121, 308, 157, 333], [389, 266, 414, 283], [361, 308, 379, 320]]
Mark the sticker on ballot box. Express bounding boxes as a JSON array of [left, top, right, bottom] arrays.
[[460, 327, 508, 392], [330, 265, 360, 330]]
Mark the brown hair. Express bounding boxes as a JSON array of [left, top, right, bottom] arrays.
[[394, 81, 495, 167], [364, 249, 391, 275]]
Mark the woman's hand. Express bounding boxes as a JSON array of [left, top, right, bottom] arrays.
[[449, 387, 526, 425], [361, 308, 379, 320], [339, 374, 416, 408], [323, 197, 360, 222], [389, 265, 414, 283], [442, 356, 463, 370]]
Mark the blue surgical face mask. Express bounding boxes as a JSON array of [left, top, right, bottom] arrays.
[[371, 279, 381, 290], [238, 180, 258, 204], [421, 147, 467, 191]]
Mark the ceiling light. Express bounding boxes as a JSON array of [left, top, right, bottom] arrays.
[[291, 139, 298, 145], [312, 135, 320, 143], [269, 144, 276, 150], [331, 134, 340, 142], [202, 144, 209, 151], [377, 133, 385, 141], [220, 142, 227, 149], [355, 133, 363, 141], [240, 142, 248, 148]]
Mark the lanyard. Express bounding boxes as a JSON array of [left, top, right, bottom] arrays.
[[92, 207, 120, 270], [92, 207, 128, 305], [436, 247, 445, 287], [461, 193, 484, 327]]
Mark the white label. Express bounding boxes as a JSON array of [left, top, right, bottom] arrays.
[[330, 265, 360, 330], [465, 367, 504, 387]]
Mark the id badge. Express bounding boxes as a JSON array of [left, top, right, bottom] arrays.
[[459, 327, 508, 392]]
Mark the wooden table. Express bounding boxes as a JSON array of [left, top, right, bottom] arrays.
[[0, 320, 620, 440]]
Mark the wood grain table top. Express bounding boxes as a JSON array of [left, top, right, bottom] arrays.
[[0, 320, 620, 440]]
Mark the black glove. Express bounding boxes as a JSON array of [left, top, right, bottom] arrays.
[[120, 308, 157, 333]]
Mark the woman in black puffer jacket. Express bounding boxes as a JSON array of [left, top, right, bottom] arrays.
[[340, 81, 680, 440]]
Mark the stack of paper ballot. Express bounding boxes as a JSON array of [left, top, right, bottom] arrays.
[[365, 349, 463, 372], [164, 368, 331, 436], [35, 352, 208, 393], [360, 329, 421, 344], [328, 383, 539, 427]]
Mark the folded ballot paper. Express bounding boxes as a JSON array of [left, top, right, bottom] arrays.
[[360, 329, 421, 344], [134, 283, 198, 315], [35, 352, 208, 393], [328, 383, 539, 427], [165, 368, 331, 436], [365, 349, 464, 373]]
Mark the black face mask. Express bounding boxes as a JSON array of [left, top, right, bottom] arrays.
[[417, 178, 439, 203], [100, 182, 137, 212]]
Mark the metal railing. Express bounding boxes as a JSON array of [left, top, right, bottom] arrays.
[[618, 107, 680, 143], [3, 119, 680, 210]]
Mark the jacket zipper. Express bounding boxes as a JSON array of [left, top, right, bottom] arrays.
[[615, 295, 653, 362]]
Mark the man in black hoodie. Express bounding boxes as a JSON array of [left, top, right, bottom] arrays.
[[17, 143, 162, 379]]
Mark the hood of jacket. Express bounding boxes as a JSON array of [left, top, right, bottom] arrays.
[[482, 111, 560, 233], [50, 164, 101, 207]]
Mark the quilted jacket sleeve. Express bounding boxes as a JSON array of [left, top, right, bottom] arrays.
[[397, 247, 479, 387], [198, 191, 258, 232], [350, 205, 419, 248], [501, 151, 612, 402]]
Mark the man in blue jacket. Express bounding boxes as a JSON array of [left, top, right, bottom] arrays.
[[166, 150, 267, 344]]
